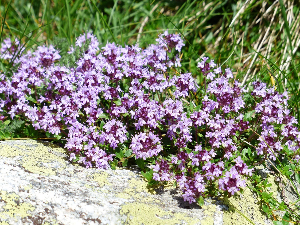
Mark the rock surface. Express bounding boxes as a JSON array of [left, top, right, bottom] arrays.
[[0, 139, 295, 225]]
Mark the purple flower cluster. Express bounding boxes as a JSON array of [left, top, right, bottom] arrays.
[[251, 82, 300, 161], [150, 56, 300, 203], [0, 32, 299, 204], [131, 132, 162, 160], [0, 38, 25, 61]]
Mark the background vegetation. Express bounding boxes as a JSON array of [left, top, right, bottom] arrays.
[[1, 0, 300, 224]]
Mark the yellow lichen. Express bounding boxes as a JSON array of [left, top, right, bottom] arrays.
[[222, 183, 269, 225], [0, 222, 9, 225], [200, 204, 217, 225], [0, 140, 68, 176], [0, 191, 35, 221], [162, 181, 177, 190], [23, 184, 32, 191], [116, 177, 159, 203], [89, 171, 111, 187], [116, 193, 131, 199], [120, 202, 199, 225]]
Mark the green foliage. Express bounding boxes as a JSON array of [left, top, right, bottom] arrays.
[[196, 196, 205, 207], [0, 119, 24, 139]]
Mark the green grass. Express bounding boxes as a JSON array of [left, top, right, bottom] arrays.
[[1, 0, 300, 224]]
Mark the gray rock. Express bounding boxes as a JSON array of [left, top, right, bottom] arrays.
[[0, 140, 287, 224]]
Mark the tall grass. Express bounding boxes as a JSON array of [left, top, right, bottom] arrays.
[[1, 0, 300, 224]]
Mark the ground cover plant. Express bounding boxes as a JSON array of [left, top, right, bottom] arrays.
[[1, 0, 300, 224]]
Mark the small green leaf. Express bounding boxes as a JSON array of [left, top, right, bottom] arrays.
[[98, 113, 109, 119], [232, 136, 237, 142], [110, 159, 118, 170], [290, 164, 295, 170], [141, 170, 153, 181], [122, 159, 128, 167], [244, 110, 255, 121], [26, 96, 37, 103], [45, 132, 51, 138], [99, 121, 105, 130], [197, 133, 203, 138], [124, 149, 132, 157], [282, 212, 291, 223], [265, 183, 272, 188], [262, 204, 271, 215], [295, 172, 300, 184], [114, 99, 122, 106], [72, 154, 80, 163], [278, 202, 287, 211], [261, 191, 273, 200], [197, 196, 205, 206], [115, 150, 124, 159], [194, 105, 201, 111], [136, 158, 145, 170], [54, 134, 62, 140], [189, 102, 194, 112], [273, 221, 289, 225]]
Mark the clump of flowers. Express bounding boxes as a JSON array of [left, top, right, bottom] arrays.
[[0, 31, 299, 205]]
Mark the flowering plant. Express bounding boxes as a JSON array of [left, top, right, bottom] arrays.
[[0, 31, 299, 206]]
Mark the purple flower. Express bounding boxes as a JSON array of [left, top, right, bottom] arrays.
[[100, 119, 127, 149], [130, 132, 163, 160], [218, 167, 246, 195]]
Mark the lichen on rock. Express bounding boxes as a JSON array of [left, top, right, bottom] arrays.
[[0, 140, 281, 224]]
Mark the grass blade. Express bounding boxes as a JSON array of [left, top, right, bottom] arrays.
[[90, 0, 117, 44]]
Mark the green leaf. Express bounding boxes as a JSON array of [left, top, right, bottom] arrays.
[[265, 183, 272, 188], [136, 158, 145, 170], [110, 159, 118, 170], [244, 110, 255, 121], [114, 99, 122, 106], [194, 105, 201, 111], [141, 170, 153, 181], [262, 204, 271, 215], [54, 134, 62, 140], [124, 149, 132, 157], [46, 132, 52, 138], [98, 114, 109, 119], [115, 150, 124, 159], [189, 101, 195, 112], [282, 212, 291, 223], [273, 221, 289, 225], [72, 154, 80, 163], [289, 164, 295, 170], [3, 120, 10, 126], [122, 113, 129, 117], [232, 136, 237, 142], [282, 165, 293, 176], [197, 196, 205, 206], [26, 96, 37, 103], [278, 202, 287, 211], [99, 121, 105, 130], [295, 172, 300, 184], [261, 192, 273, 200], [242, 147, 251, 160], [122, 159, 128, 167]]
